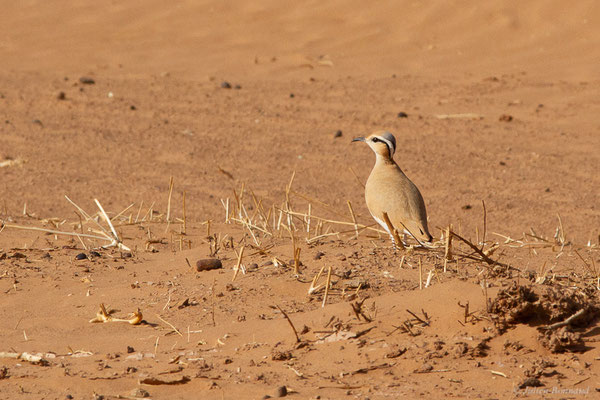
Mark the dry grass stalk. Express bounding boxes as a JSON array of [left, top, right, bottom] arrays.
[[382, 212, 405, 250], [232, 245, 245, 281], [3, 224, 112, 243], [444, 225, 453, 261], [294, 247, 301, 275], [182, 191, 187, 234], [481, 200, 487, 250], [308, 266, 326, 295], [166, 177, 174, 222], [418, 258, 423, 290], [435, 113, 483, 120], [156, 314, 183, 337], [111, 203, 135, 222], [347, 200, 359, 239], [322, 266, 333, 308], [349, 166, 365, 188]]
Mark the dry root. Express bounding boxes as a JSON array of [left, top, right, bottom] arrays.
[[89, 303, 143, 325]]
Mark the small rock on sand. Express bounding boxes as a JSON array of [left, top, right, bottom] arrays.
[[196, 259, 223, 272]]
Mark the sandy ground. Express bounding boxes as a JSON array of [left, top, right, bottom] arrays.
[[1, 1, 600, 399]]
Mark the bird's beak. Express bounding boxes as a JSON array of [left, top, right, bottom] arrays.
[[352, 136, 365, 143]]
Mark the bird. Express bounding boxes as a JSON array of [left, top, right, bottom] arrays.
[[352, 131, 433, 247]]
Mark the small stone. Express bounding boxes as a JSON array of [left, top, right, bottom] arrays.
[[414, 362, 433, 373], [220, 81, 232, 89], [233, 84, 242, 89], [274, 386, 287, 397], [129, 388, 150, 398], [499, 161, 506, 166], [75, 253, 87, 260], [545, 188, 551, 192], [57, 91, 66, 100], [224, 358, 233, 364], [66, 395, 73, 400], [247, 263, 259, 272], [462, 204, 472, 210], [126, 346, 135, 353], [121, 252, 133, 258], [397, 112, 408, 118], [130, 105, 137, 110], [499, 114, 513, 122], [289, 93, 295, 98], [314, 251, 325, 260], [518, 377, 543, 389], [271, 350, 292, 361], [79, 76, 95, 84], [333, 130, 343, 138], [196, 259, 223, 272], [90, 251, 101, 257]]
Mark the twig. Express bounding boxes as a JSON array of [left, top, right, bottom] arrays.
[[156, 314, 183, 337], [276, 305, 300, 343], [406, 309, 430, 326], [450, 230, 497, 266], [540, 308, 586, 331]]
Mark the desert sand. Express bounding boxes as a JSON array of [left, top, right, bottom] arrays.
[[1, 1, 599, 399]]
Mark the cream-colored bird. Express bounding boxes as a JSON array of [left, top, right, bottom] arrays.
[[352, 131, 433, 247]]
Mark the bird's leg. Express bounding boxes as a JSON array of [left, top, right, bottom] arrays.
[[389, 234, 399, 252]]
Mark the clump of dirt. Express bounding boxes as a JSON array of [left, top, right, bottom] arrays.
[[489, 284, 539, 331], [489, 283, 598, 353], [539, 326, 586, 353]]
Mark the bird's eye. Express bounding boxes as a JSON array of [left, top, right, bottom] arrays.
[[372, 138, 379, 143]]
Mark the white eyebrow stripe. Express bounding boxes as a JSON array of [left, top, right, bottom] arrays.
[[377, 136, 395, 157]]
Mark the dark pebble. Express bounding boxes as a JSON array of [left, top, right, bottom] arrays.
[[66, 395, 73, 400], [545, 188, 551, 192], [274, 386, 287, 397], [57, 91, 66, 100], [247, 263, 259, 272], [289, 93, 295, 98], [462, 204, 472, 210], [499, 161, 506, 165], [518, 377, 543, 389], [314, 251, 325, 260], [499, 114, 513, 122], [130, 105, 136, 110], [233, 84, 242, 89], [32, 119, 43, 127], [79, 76, 95, 84], [90, 251, 101, 257], [196, 259, 223, 272], [121, 252, 133, 258], [220, 81, 232, 89], [75, 253, 87, 260], [397, 112, 408, 118], [333, 130, 343, 138], [126, 346, 135, 353]]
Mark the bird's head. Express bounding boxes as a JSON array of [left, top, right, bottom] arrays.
[[352, 131, 396, 160]]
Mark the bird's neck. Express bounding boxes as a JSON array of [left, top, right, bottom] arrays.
[[375, 153, 396, 167]]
